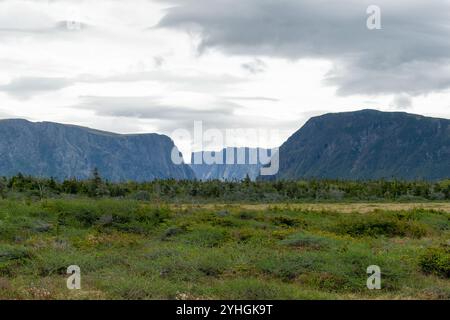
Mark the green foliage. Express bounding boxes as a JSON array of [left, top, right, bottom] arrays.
[[270, 215, 306, 227], [0, 245, 33, 276], [333, 214, 429, 238], [207, 278, 299, 300], [182, 226, 229, 248], [0, 245, 32, 263], [0, 197, 448, 299], [1, 173, 449, 202], [280, 233, 334, 249], [419, 246, 450, 278]]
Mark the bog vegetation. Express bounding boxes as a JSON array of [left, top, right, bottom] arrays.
[[0, 200, 448, 299], [0, 172, 448, 300]]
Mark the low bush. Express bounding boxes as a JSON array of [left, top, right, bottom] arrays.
[[270, 215, 305, 228], [182, 226, 229, 247], [419, 246, 450, 278], [334, 215, 428, 238], [0, 245, 33, 276], [281, 233, 335, 250]]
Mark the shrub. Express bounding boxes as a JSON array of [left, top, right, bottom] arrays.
[[257, 253, 322, 281], [270, 215, 305, 228], [334, 215, 428, 238], [0, 245, 32, 263], [235, 211, 255, 220], [134, 206, 171, 225], [182, 226, 228, 247], [232, 228, 262, 243], [106, 276, 182, 300], [0, 245, 33, 276], [75, 208, 101, 227], [160, 226, 187, 241], [281, 233, 334, 250], [132, 191, 151, 201], [298, 272, 348, 291], [196, 252, 232, 277], [209, 278, 296, 300], [419, 246, 450, 278]]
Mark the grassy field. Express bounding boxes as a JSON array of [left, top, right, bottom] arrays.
[[0, 199, 448, 300]]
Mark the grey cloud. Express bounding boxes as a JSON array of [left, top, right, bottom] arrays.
[[55, 21, 90, 32], [99, 70, 246, 90], [241, 59, 266, 74], [74, 95, 299, 134], [76, 70, 246, 93], [324, 61, 450, 96], [75, 95, 244, 133], [0, 2, 89, 36], [0, 77, 73, 99], [223, 96, 279, 102], [153, 56, 165, 68], [391, 93, 413, 110], [77, 96, 239, 120], [0, 70, 245, 99], [0, 21, 88, 34], [158, 0, 450, 96]]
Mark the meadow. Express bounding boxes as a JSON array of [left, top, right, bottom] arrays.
[[0, 198, 448, 300]]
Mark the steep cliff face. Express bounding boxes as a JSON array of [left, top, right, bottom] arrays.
[[0, 119, 195, 181], [190, 147, 272, 181], [271, 110, 450, 181]]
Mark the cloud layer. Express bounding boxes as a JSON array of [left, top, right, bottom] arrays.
[[0, 77, 73, 99], [0, 0, 450, 154], [159, 0, 450, 96]]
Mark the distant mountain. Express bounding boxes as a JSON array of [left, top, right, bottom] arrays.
[[268, 110, 450, 181], [0, 119, 195, 181], [190, 147, 273, 181]]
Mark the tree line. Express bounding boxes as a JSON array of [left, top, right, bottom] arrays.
[[0, 170, 449, 202]]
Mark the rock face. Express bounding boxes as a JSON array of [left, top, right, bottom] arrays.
[[190, 147, 273, 181], [0, 119, 195, 181], [270, 110, 450, 181]]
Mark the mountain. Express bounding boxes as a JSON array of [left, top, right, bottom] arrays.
[[0, 119, 195, 181], [268, 110, 450, 181], [190, 147, 273, 181]]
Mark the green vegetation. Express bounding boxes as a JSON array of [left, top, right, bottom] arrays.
[[419, 246, 450, 278], [0, 197, 448, 300], [1, 173, 450, 202]]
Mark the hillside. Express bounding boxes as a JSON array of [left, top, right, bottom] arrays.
[[269, 110, 450, 181], [0, 119, 195, 181]]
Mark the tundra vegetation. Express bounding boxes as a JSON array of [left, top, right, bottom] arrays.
[[0, 174, 448, 300]]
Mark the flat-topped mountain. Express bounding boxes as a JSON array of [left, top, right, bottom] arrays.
[[0, 119, 195, 181], [1, 109, 449, 182], [268, 110, 450, 181]]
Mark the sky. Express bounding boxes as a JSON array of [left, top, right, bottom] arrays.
[[0, 0, 450, 159]]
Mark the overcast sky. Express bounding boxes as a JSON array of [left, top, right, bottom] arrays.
[[1, 0, 450, 157]]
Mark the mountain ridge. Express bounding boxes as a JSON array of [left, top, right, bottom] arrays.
[[0, 118, 195, 181], [1, 109, 449, 182], [268, 109, 450, 181]]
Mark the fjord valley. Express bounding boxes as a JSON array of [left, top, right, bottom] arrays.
[[0, 110, 448, 183], [3, 0, 450, 303], [0, 110, 448, 300]]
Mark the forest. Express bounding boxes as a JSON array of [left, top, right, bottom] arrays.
[[1, 171, 449, 202]]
